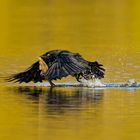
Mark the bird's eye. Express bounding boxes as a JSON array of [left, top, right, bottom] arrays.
[[47, 54, 50, 56]]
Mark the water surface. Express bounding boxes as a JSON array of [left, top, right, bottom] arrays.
[[0, 86, 140, 140]]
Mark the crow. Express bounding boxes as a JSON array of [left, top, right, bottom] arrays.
[[7, 50, 105, 86]]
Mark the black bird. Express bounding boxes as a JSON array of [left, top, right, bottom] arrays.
[[7, 50, 105, 86]]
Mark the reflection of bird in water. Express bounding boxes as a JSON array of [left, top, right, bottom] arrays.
[[8, 87, 104, 116], [7, 50, 105, 87], [12, 87, 104, 109]]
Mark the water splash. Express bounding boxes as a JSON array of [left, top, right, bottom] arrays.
[[78, 78, 106, 87], [33, 79, 140, 88]]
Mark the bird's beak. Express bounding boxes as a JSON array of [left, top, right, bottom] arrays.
[[38, 57, 48, 73], [38, 56, 46, 62], [38, 57, 41, 61]]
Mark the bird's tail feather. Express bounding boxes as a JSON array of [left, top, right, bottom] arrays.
[[6, 62, 43, 83]]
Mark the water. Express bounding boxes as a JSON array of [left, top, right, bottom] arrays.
[[0, 0, 140, 140], [0, 86, 140, 140]]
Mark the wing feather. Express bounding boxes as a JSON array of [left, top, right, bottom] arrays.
[[6, 62, 43, 83], [44, 52, 88, 80]]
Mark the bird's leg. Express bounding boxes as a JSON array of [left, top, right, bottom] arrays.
[[75, 73, 83, 82], [75, 74, 80, 82], [76, 73, 89, 87], [49, 80, 55, 87]]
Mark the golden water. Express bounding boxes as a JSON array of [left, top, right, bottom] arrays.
[[0, 0, 140, 140], [0, 87, 140, 140]]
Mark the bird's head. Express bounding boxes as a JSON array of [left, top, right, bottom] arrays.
[[38, 50, 59, 73], [40, 50, 60, 64]]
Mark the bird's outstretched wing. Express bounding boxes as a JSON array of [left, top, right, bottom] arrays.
[[43, 51, 88, 80], [6, 62, 43, 83]]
